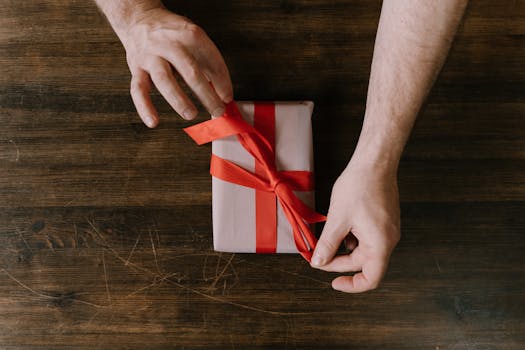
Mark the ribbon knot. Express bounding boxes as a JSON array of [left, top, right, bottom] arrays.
[[268, 172, 284, 193], [183, 101, 326, 262]]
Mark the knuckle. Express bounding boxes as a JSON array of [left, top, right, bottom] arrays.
[[169, 95, 187, 111], [323, 217, 349, 239], [161, 85, 186, 109], [319, 238, 338, 252], [151, 69, 171, 84], [166, 88, 191, 111], [215, 64, 227, 76], [130, 77, 147, 94], [184, 23, 204, 41], [183, 61, 202, 84]]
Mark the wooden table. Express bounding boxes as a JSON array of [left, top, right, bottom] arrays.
[[1, 1, 524, 348]]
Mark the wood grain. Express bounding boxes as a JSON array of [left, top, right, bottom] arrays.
[[1, 0, 524, 348]]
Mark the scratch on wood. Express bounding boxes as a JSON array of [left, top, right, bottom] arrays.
[[125, 232, 141, 266], [15, 229, 33, 253], [201, 310, 208, 330], [187, 223, 198, 242], [209, 253, 235, 292], [214, 252, 222, 278], [87, 217, 108, 247], [81, 235, 90, 248], [122, 152, 132, 195], [123, 272, 180, 298], [166, 277, 315, 316], [237, 257, 331, 287], [73, 223, 79, 248], [102, 243, 341, 316], [102, 250, 112, 304], [86, 309, 102, 327], [229, 334, 236, 350], [9, 139, 19, 162], [64, 181, 98, 207], [283, 316, 290, 347], [153, 222, 161, 247], [434, 257, 442, 273], [202, 253, 209, 281], [0, 268, 104, 308], [148, 228, 161, 274], [225, 263, 240, 293], [282, 315, 298, 348]]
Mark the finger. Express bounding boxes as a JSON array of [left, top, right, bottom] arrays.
[[130, 69, 159, 128], [315, 247, 364, 273], [345, 234, 358, 251], [202, 61, 233, 103], [164, 46, 225, 117], [331, 257, 388, 293], [310, 215, 349, 268], [173, 22, 233, 103], [148, 58, 198, 120], [198, 45, 233, 103]]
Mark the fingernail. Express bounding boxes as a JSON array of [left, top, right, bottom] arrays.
[[144, 115, 156, 128], [223, 94, 233, 103], [332, 283, 342, 292], [211, 106, 225, 117], [311, 251, 324, 267], [182, 108, 197, 120]]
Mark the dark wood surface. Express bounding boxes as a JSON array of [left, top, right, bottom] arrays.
[[1, 1, 524, 348]]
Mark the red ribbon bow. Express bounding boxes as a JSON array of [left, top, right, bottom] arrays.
[[184, 101, 326, 262]]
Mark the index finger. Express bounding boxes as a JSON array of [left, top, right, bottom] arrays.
[[163, 47, 225, 117], [331, 256, 388, 293], [198, 41, 233, 103]]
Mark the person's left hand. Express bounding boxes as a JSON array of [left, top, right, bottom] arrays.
[[310, 158, 401, 293]]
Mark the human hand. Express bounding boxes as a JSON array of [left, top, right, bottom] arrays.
[[310, 158, 401, 293], [115, 6, 233, 127]]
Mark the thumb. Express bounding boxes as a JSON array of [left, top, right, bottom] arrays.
[[311, 214, 350, 268]]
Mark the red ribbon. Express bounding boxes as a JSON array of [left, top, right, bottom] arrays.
[[184, 101, 326, 262]]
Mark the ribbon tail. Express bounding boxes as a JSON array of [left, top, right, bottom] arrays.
[[184, 115, 253, 145], [300, 251, 313, 262], [279, 197, 319, 257], [295, 210, 319, 251], [281, 186, 327, 223]]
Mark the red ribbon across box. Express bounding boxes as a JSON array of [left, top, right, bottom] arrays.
[[184, 101, 326, 262]]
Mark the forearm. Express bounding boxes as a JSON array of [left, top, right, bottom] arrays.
[[353, 0, 468, 172], [94, 0, 163, 39]]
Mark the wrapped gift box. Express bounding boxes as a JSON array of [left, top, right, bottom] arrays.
[[185, 101, 323, 258], [212, 101, 315, 253]]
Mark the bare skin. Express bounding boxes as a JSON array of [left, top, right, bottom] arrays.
[[95, 0, 233, 127], [310, 0, 468, 293], [95, 0, 468, 293]]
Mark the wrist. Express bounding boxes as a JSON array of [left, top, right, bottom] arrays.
[[99, 0, 164, 40], [350, 121, 403, 177]]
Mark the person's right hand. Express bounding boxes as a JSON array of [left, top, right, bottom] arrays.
[[116, 6, 233, 128]]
